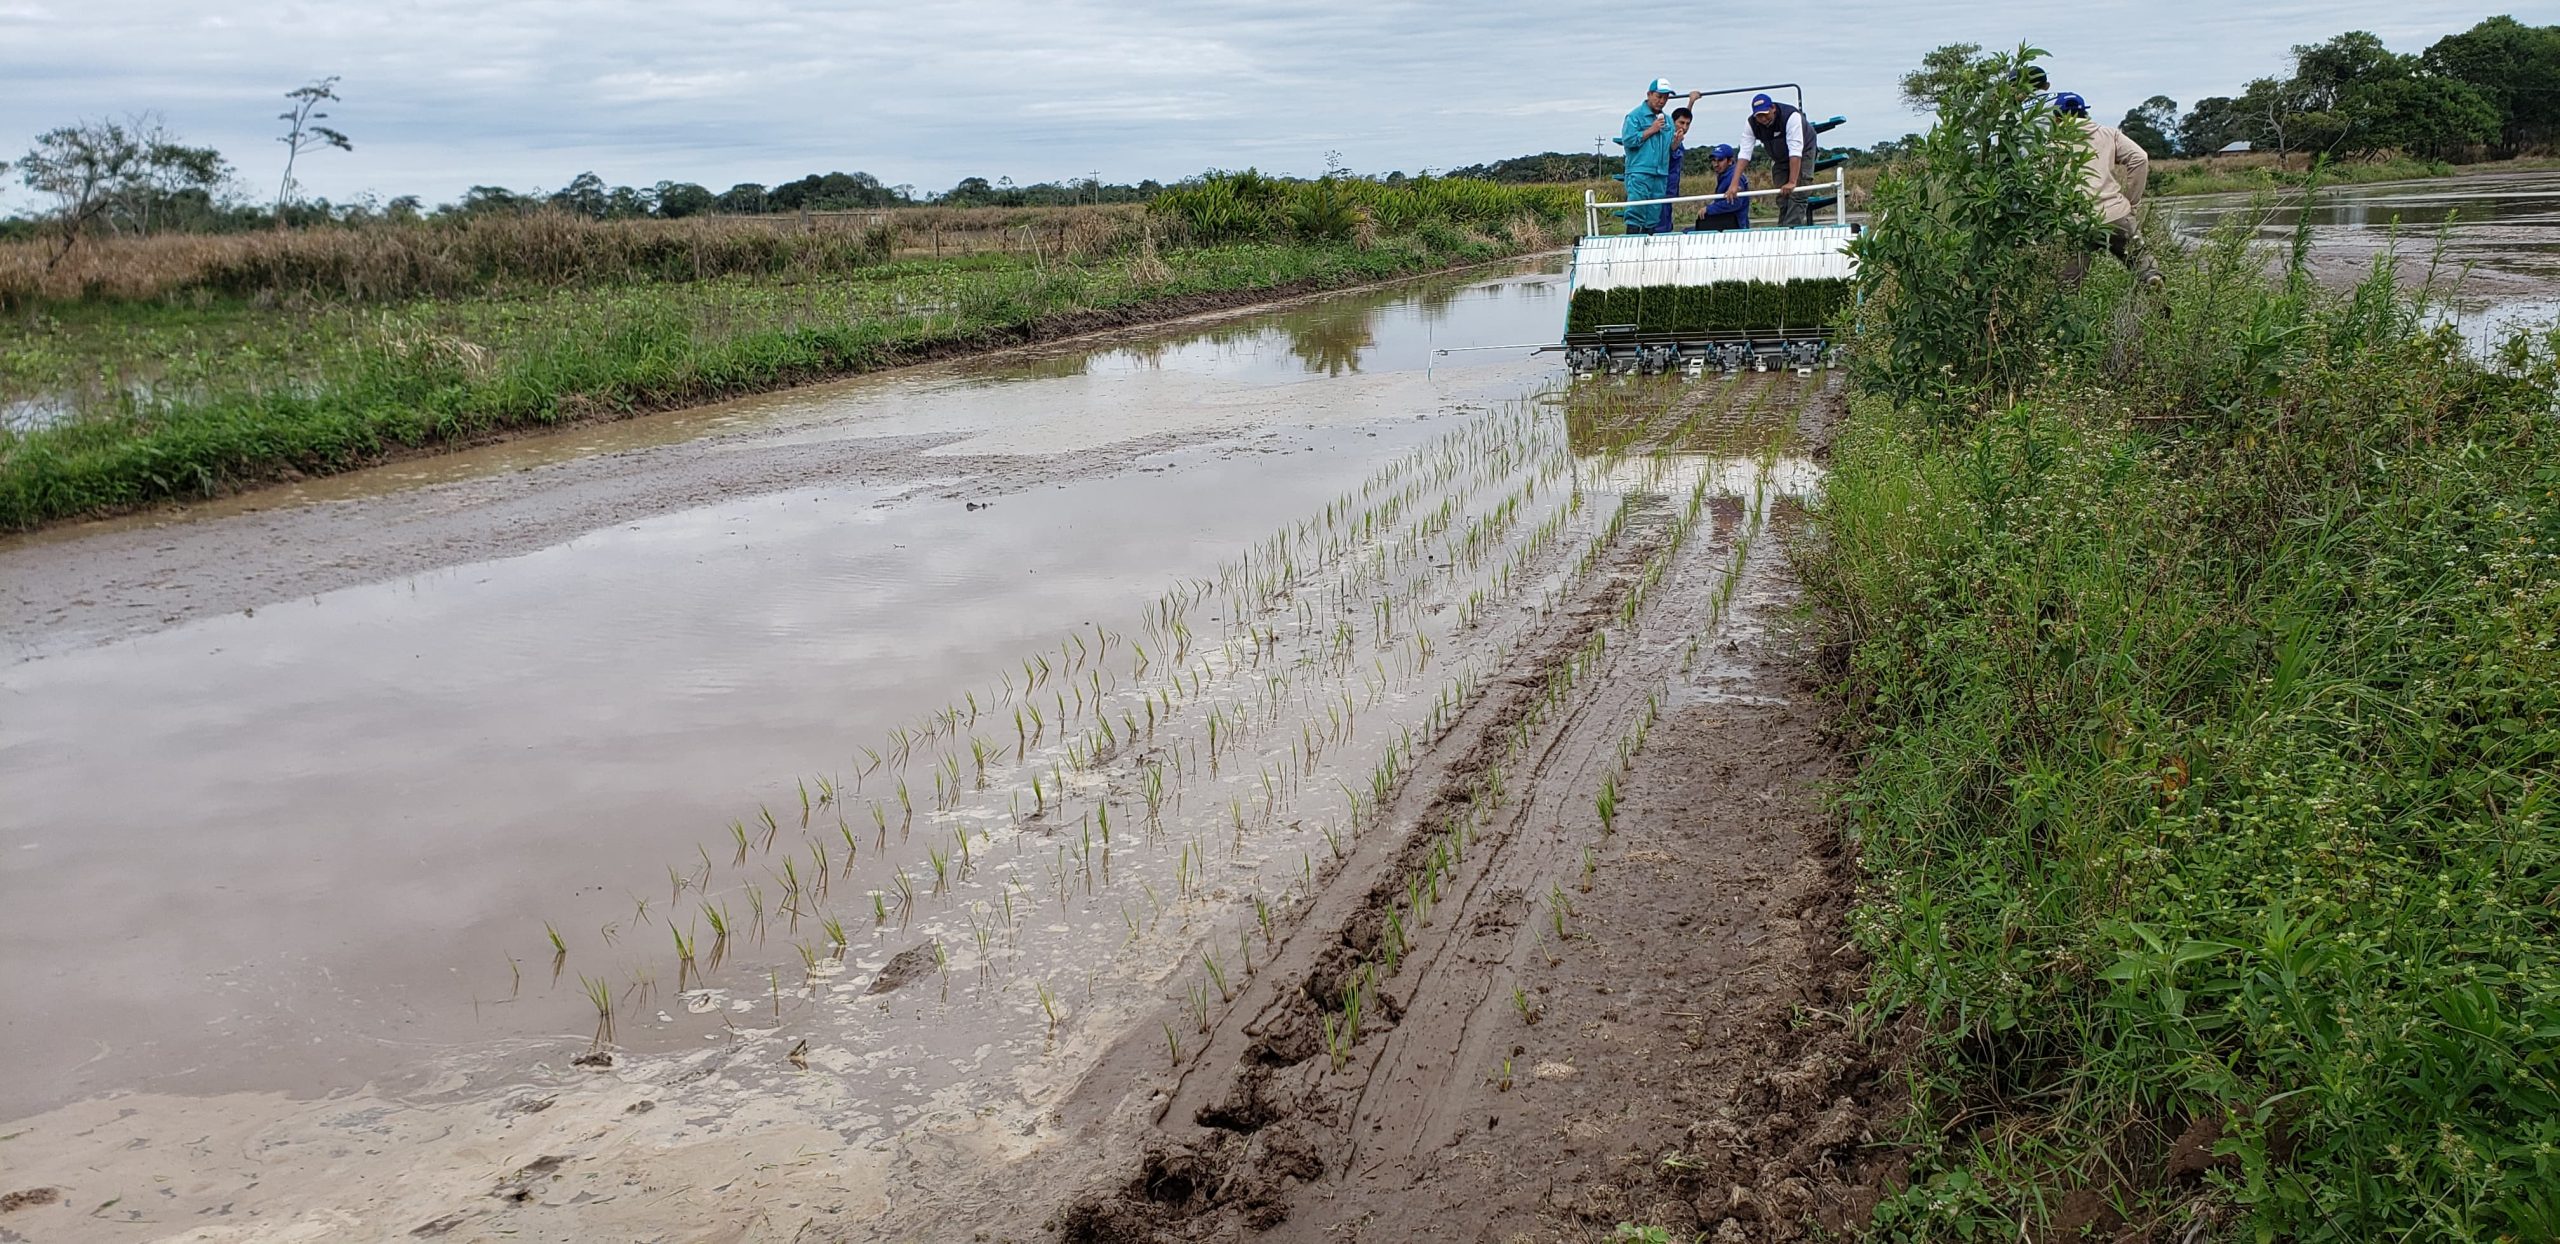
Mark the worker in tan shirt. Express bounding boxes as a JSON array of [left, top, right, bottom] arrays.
[[2055, 91, 2160, 288]]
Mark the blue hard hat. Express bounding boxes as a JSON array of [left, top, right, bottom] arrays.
[[1709, 144, 1737, 160], [2053, 91, 2089, 116], [1749, 93, 1775, 112]]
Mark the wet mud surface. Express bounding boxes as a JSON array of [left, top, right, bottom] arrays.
[[0, 259, 1894, 1243], [1, 264, 1559, 659], [1020, 379, 1901, 1244]]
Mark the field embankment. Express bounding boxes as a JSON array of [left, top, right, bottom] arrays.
[[2149, 151, 2560, 197], [0, 177, 1573, 531], [1804, 70, 2560, 1240]]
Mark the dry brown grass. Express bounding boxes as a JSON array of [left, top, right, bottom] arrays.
[[0, 203, 1150, 310]]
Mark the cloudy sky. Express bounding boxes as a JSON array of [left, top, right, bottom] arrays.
[[0, 0, 2521, 209]]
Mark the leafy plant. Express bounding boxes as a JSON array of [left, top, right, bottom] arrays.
[[1845, 42, 2101, 413], [1813, 93, 2560, 1239]]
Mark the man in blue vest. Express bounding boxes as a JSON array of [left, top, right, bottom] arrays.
[[1693, 145, 1750, 231], [1729, 92, 1818, 226], [1618, 79, 1700, 233]]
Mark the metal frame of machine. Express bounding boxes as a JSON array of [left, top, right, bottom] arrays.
[[1563, 83, 1858, 377]]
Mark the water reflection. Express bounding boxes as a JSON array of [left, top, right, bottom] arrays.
[[7, 263, 1570, 543], [0, 260, 1576, 1119], [974, 266, 1560, 387], [1282, 302, 1376, 375], [1, 396, 75, 433], [2166, 169, 2560, 285], [2166, 170, 2560, 354]]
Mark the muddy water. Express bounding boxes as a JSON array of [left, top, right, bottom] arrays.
[[2167, 169, 2560, 346], [0, 265, 1574, 1125], [0, 289, 1838, 1241]]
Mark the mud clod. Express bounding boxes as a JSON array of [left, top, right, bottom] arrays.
[[491, 1154, 568, 1203], [865, 941, 942, 995], [2166, 1113, 2233, 1180], [0, 1188, 59, 1213]]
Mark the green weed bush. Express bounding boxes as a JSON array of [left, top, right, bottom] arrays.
[[1150, 173, 1576, 247], [1807, 42, 2560, 1244], [1847, 45, 2100, 413]]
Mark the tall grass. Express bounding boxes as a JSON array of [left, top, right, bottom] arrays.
[[1807, 45, 2560, 1242], [1149, 173, 1577, 248], [2149, 152, 2453, 198], [0, 207, 1558, 529], [0, 204, 1148, 311]]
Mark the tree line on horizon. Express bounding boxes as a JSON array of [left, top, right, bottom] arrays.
[[1446, 16, 2557, 185], [1, 74, 1445, 256], [8, 14, 2552, 252], [1913, 16, 2556, 164]]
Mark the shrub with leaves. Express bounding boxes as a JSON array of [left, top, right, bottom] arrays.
[[1846, 43, 2102, 414], [1150, 172, 1575, 249], [1812, 127, 2560, 1244]]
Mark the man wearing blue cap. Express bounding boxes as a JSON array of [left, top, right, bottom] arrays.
[[1693, 145, 1750, 232], [1618, 79, 1701, 233], [1730, 92, 1817, 226], [2053, 91, 2159, 287]]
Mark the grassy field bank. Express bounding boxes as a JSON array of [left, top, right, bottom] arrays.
[[0, 178, 1574, 530], [1806, 52, 2559, 1241], [2149, 152, 2560, 197], [0, 203, 1152, 310], [1811, 198, 2559, 1240]]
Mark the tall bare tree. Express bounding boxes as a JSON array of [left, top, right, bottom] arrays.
[[275, 76, 351, 227]]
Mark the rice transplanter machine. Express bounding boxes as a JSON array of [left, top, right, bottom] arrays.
[[1564, 82, 1857, 376]]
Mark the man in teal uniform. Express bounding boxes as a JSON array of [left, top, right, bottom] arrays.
[[1618, 79, 1699, 233]]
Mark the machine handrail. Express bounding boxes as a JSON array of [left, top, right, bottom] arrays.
[[1582, 166, 1847, 234], [1675, 82, 1806, 112]]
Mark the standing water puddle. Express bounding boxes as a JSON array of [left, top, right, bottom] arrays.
[[0, 266, 1573, 1123], [2168, 169, 2560, 350], [0, 268, 1841, 1237]]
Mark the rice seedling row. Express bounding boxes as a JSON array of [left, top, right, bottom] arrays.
[[522, 389, 1647, 1088]]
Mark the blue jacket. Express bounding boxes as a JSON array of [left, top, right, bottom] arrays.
[[1700, 162, 1750, 214], [1617, 103, 1671, 176], [1666, 144, 1685, 199]]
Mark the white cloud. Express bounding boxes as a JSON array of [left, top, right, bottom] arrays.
[[591, 69, 756, 103], [0, 0, 2524, 210]]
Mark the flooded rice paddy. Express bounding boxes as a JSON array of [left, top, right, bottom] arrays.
[[0, 268, 1560, 1114], [0, 260, 1831, 1239], [2167, 168, 2560, 347], [3, 180, 2550, 1240]]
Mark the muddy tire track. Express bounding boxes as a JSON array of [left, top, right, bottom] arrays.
[[1039, 377, 1904, 1244]]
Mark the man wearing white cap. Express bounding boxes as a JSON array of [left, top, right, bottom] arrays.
[[1617, 78, 1701, 233]]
